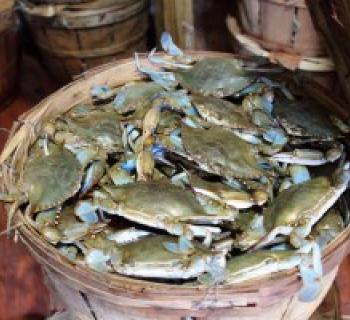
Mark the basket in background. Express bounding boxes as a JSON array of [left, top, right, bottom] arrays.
[[235, 0, 324, 56], [18, 0, 149, 84], [227, 0, 336, 89]]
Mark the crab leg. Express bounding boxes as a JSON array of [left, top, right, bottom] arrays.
[[297, 241, 323, 302], [270, 149, 330, 166], [288, 165, 311, 185], [148, 32, 194, 69], [107, 228, 152, 245]]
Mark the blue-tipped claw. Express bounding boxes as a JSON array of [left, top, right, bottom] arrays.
[[161, 32, 183, 56]]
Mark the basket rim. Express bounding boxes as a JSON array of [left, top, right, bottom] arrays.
[[2, 52, 350, 306]]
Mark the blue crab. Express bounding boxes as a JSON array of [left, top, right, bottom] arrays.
[[139, 32, 284, 98], [181, 125, 269, 180], [78, 180, 235, 241], [224, 247, 323, 302], [1, 144, 84, 233], [254, 162, 350, 249]]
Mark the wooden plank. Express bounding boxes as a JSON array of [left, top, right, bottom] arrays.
[[159, 0, 194, 49], [293, 8, 322, 54], [156, 0, 232, 51], [260, 1, 294, 49]]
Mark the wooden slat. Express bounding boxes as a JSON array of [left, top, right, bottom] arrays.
[[159, 0, 194, 49]]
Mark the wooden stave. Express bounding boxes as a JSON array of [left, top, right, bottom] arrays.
[[235, 0, 325, 56]]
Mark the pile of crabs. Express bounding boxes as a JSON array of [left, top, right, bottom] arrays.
[[4, 33, 350, 301]]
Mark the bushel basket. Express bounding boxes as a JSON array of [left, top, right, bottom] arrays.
[[1, 53, 350, 320]]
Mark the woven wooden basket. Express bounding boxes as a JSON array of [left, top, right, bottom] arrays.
[[1, 53, 350, 320], [18, 0, 149, 84], [0, 0, 20, 106], [226, 14, 336, 88], [235, 0, 324, 56]]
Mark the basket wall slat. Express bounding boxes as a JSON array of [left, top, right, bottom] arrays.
[[41, 261, 338, 320], [260, 1, 294, 49], [236, 0, 261, 38], [293, 8, 322, 53]]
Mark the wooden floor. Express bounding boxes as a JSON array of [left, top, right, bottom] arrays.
[[1, 56, 350, 320]]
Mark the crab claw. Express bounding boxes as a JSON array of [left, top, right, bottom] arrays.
[[85, 249, 111, 273], [207, 254, 227, 284], [80, 161, 105, 195], [163, 235, 194, 254], [325, 145, 343, 163], [263, 128, 288, 147], [147, 32, 194, 69], [136, 150, 155, 182], [134, 53, 178, 90], [270, 149, 328, 166], [297, 241, 322, 302], [161, 32, 183, 57], [148, 47, 193, 70], [298, 264, 321, 302], [330, 115, 350, 134], [75, 200, 99, 224], [288, 165, 311, 185]]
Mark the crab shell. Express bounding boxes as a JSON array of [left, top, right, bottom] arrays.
[[191, 94, 257, 131], [97, 181, 234, 237], [175, 57, 255, 97], [103, 180, 235, 222], [182, 125, 266, 180], [22, 147, 84, 213], [273, 99, 340, 140], [58, 110, 124, 153], [113, 81, 164, 114], [225, 250, 300, 284], [111, 235, 226, 279], [261, 166, 350, 248]]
